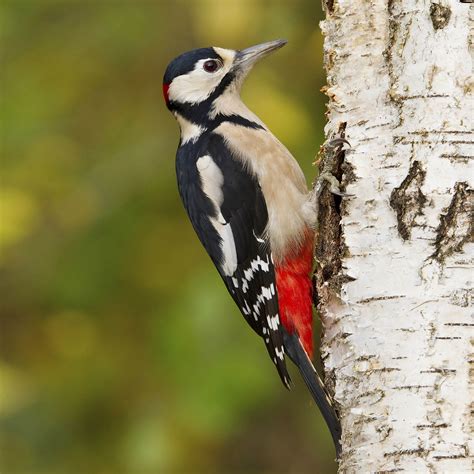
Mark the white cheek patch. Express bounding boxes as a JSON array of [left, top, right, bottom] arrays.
[[168, 57, 233, 105], [197, 155, 237, 276], [176, 114, 206, 144]]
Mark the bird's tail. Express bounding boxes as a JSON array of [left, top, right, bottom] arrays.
[[283, 330, 342, 457]]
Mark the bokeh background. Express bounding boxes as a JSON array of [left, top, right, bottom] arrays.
[[1, 1, 334, 472]]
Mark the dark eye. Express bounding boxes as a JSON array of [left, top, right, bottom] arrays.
[[203, 60, 220, 73]]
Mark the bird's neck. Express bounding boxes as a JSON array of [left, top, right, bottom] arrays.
[[174, 92, 266, 145], [209, 90, 264, 127], [176, 114, 207, 145]]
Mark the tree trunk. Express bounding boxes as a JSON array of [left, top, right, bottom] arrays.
[[315, 0, 473, 471]]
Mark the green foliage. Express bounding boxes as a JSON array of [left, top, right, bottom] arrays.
[[0, 1, 336, 472]]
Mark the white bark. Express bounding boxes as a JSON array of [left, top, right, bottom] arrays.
[[317, 0, 473, 471]]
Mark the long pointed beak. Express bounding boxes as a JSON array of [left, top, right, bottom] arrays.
[[234, 39, 287, 71]]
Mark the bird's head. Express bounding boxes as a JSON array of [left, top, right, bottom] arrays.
[[163, 39, 287, 120]]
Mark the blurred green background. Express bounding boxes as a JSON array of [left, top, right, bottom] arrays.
[[1, 1, 334, 472]]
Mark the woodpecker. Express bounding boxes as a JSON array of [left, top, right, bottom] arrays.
[[163, 39, 342, 455]]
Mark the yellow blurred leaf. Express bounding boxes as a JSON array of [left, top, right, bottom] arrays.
[[0, 188, 39, 254], [191, 0, 263, 45], [0, 363, 34, 415]]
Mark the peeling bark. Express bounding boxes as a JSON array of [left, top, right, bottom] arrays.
[[314, 122, 349, 297], [316, 0, 473, 471]]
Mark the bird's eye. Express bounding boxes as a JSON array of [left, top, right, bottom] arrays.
[[203, 60, 221, 73]]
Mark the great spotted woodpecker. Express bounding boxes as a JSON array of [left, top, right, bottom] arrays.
[[163, 39, 342, 455]]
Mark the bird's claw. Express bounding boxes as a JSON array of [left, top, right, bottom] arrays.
[[331, 189, 354, 198], [326, 137, 351, 150]]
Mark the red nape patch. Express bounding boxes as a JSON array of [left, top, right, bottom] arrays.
[[162, 83, 170, 105], [275, 233, 315, 358]]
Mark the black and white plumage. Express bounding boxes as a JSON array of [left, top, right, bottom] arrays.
[[164, 39, 342, 456], [176, 130, 290, 387]]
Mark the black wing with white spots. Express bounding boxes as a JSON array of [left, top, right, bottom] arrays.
[[176, 131, 291, 388]]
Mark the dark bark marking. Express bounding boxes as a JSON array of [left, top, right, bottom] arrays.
[[420, 368, 456, 374], [354, 416, 379, 425], [430, 3, 452, 30], [384, 448, 428, 458], [314, 122, 354, 296], [440, 154, 474, 164], [374, 470, 404, 473], [395, 94, 450, 100], [355, 355, 377, 361], [324, 0, 335, 14], [444, 322, 474, 327], [390, 161, 427, 240], [385, 0, 403, 124], [355, 388, 385, 405], [357, 295, 406, 303], [372, 367, 401, 373], [433, 454, 468, 460], [430, 182, 474, 262], [399, 139, 474, 146], [342, 160, 357, 186], [416, 423, 448, 429]]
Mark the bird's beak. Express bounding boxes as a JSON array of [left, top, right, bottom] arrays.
[[233, 39, 287, 73]]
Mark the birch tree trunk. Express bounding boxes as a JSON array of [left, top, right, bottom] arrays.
[[315, 0, 473, 471]]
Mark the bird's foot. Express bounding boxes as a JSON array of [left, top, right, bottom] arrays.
[[317, 171, 354, 198], [307, 135, 353, 225], [318, 135, 353, 197]]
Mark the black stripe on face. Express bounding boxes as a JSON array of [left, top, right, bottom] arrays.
[[170, 72, 265, 132], [169, 69, 235, 116], [163, 47, 220, 85]]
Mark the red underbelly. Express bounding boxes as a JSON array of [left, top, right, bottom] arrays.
[[275, 231, 315, 357]]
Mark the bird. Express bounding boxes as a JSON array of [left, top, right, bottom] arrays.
[[163, 39, 342, 455]]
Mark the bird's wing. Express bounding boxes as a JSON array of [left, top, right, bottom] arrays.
[[176, 133, 291, 388]]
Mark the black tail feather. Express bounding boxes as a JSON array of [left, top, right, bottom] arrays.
[[283, 331, 342, 457]]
